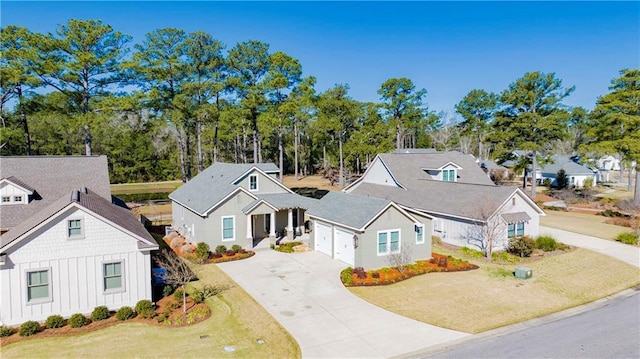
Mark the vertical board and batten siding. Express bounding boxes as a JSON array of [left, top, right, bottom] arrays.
[[0, 207, 152, 325], [356, 205, 429, 269], [0, 182, 29, 204], [496, 191, 542, 240], [235, 170, 287, 194]]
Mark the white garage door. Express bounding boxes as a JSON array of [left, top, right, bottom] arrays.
[[314, 221, 332, 257], [334, 227, 355, 266]]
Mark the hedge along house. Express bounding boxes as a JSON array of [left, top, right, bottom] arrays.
[[0, 156, 158, 326], [307, 191, 432, 268], [169, 163, 318, 250], [345, 151, 545, 252]]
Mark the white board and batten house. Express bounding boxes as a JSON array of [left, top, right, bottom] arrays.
[[307, 191, 433, 269], [0, 156, 158, 326], [345, 150, 545, 251], [169, 162, 317, 249]]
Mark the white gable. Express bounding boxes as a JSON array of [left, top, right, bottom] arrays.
[[345, 157, 399, 193], [0, 181, 31, 205]]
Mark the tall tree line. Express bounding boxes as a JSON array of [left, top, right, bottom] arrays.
[[1, 20, 638, 203]]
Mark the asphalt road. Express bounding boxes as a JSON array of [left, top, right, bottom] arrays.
[[421, 290, 640, 359]]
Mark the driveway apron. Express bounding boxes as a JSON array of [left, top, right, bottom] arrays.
[[217, 250, 468, 358], [540, 226, 640, 268]]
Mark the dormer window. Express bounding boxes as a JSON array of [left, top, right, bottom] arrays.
[[1, 196, 10, 203], [442, 169, 456, 182], [14, 195, 23, 202], [249, 174, 258, 191]]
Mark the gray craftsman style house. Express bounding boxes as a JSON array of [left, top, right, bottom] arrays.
[[538, 155, 599, 188], [307, 191, 432, 268], [169, 163, 317, 250], [0, 156, 158, 326], [345, 150, 545, 252]]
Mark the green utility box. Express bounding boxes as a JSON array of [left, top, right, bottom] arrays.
[[515, 266, 533, 279]]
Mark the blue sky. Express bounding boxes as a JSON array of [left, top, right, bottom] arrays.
[[2, 1, 639, 115]]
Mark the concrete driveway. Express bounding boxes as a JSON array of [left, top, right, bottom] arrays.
[[217, 250, 468, 358]]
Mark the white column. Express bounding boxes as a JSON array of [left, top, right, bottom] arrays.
[[269, 212, 276, 237], [246, 215, 252, 239], [287, 209, 293, 234]]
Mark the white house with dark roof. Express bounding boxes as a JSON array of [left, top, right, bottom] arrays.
[[307, 191, 432, 268], [0, 156, 158, 325], [169, 162, 318, 249], [539, 155, 598, 188], [345, 151, 545, 251]]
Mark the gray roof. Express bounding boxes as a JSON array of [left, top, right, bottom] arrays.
[[0, 156, 111, 230], [480, 160, 507, 171], [169, 162, 280, 215], [351, 182, 521, 221], [378, 151, 495, 186], [1, 189, 158, 251], [307, 191, 394, 230], [3, 176, 35, 193], [501, 212, 531, 223], [243, 193, 319, 213], [539, 155, 597, 176]]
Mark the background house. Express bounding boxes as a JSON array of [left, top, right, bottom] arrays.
[[345, 151, 545, 251], [0, 156, 158, 326], [539, 155, 599, 188], [169, 163, 317, 250], [307, 191, 432, 268]]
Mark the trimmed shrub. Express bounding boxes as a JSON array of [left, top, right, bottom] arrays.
[[173, 288, 184, 301], [19, 321, 40, 336], [340, 267, 354, 285], [91, 306, 110, 321], [162, 285, 174, 297], [45, 314, 65, 329], [616, 232, 639, 245], [215, 245, 227, 255], [353, 267, 367, 279], [225, 249, 236, 256], [115, 306, 135, 321], [195, 242, 211, 262], [0, 325, 14, 337], [508, 236, 535, 258], [535, 235, 560, 252], [68, 313, 89, 328], [231, 244, 243, 253], [135, 300, 156, 319]]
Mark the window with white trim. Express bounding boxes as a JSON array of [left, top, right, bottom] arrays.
[[222, 216, 235, 241], [103, 261, 123, 292], [27, 269, 51, 302], [249, 174, 258, 191], [507, 222, 525, 238], [1, 196, 10, 203], [377, 229, 401, 255], [416, 225, 425, 244], [67, 219, 83, 238], [14, 195, 23, 202], [442, 169, 456, 182]]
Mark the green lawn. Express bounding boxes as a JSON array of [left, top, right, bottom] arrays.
[[541, 210, 633, 240], [110, 180, 183, 195], [349, 246, 640, 334], [0, 263, 300, 359]]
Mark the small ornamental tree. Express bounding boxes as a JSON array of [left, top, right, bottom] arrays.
[[155, 249, 197, 314], [555, 169, 569, 189]]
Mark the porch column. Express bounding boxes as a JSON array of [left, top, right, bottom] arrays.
[[287, 209, 293, 234], [269, 212, 276, 237], [246, 215, 252, 239]]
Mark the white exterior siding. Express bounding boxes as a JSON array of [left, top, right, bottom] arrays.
[[346, 158, 397, 192], [0, 182, 29, 205], [0, 207, 153, 325]]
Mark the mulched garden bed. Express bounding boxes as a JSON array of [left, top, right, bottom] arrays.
[[341, 253, 479, 287], [162, 235, 255, 263], [0, 295, 210, 347]]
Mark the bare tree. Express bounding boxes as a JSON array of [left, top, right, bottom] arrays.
[[155, 249, 197, 314], [385, 242, 414, 273], [463, 201, 506, 261]]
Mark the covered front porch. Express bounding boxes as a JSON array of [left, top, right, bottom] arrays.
[[243, 193, 318, 248]]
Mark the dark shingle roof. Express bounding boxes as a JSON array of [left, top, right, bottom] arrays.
[[0, 156, 111, 230], [378, 151, 495, 186], [169, 162, 280, 215], [1, 189, 157, 250], [307, 191, 394, 230], [539, 155, 597, 176], [350, 181, 520, 221]]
